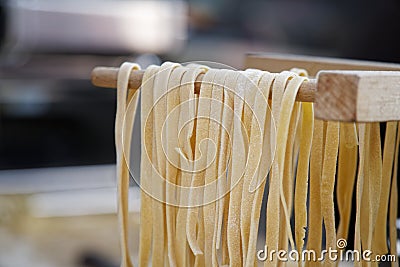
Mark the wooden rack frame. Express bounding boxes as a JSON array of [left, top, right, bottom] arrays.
[[91, 54, 400, 122]]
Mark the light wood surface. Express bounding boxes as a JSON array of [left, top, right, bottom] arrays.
[[245, 53, 400, 76], [316, 71, 400, 122]]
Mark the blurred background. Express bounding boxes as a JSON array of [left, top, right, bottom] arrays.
[[0, 0, 399, 266]]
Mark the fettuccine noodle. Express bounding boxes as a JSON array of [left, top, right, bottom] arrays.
[[112, 62, 399, 267]]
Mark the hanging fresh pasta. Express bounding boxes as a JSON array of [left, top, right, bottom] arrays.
[[108, 61, 400, 267]]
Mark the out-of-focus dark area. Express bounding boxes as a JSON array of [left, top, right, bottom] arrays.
[[0, 0, 399, 266]]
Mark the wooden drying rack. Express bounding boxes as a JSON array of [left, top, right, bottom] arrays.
[[91, 53, 400, 122]]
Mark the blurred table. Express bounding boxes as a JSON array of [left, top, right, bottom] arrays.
[[0, 165, 140, 267]]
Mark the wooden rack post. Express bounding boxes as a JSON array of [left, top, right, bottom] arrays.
[[91, 55, 400, 122]]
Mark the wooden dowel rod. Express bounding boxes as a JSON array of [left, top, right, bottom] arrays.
[[91, 66, 400, 122], [91, 67, 317, 102]]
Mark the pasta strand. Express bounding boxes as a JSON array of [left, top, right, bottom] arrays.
[[320, 122, 340, 267], [389, 122, 399, 267], [294, 102, 314, 259], [336, 123, 358, 243], [373, 122, 397, 255], [152, 62, 180, 266], [305, 119, 324, 267], [139, 65, 159, 267], [116, 62, 141, 267]]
